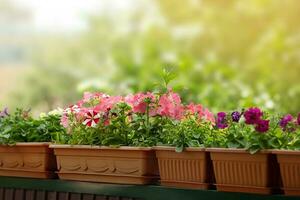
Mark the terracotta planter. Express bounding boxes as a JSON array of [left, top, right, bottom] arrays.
[[209, 148, 281, 194], [50, 144, 159, 185], [274, 150, 300, 196], [155, 146, 214, 189], [0, 143, 57, 178]]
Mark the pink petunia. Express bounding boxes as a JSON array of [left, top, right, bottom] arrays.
[[186, 103, 204, 118], [60, 114, 69, 128], [94, 96, 123, 112], [157, 92, 184, 120], [77, 92, 110, 107], [125, 92, 155, 114], [203, 108, 215, 124]]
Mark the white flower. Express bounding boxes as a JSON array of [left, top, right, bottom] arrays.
[[48, 108, 64, 116]]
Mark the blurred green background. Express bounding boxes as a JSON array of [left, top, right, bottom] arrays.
[[1, 0, 300, 114]]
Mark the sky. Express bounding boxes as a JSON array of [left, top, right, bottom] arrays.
[[11, 0, 137, 32]]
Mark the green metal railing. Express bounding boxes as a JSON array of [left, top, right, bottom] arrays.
[[0, 177, 299, 200]]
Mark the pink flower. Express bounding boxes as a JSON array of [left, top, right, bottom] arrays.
[[82, 110, 101, 127], [84, 92, 109, 102], [94, 96, 123, 112], [157, 92, 184, 120], [125, 92, 155, 114], [203, 108, 215, 124], [66, 105, 80, 113], [75, 107, 89, 122], [77, 92, 110, 107], [60, 114, 69, 128], [185, 103, 204, 118], [83, 92, 95, 102]]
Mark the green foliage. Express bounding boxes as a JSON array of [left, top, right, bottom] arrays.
[[0, 109, 65, 144], [213, 111, 300, 153], [160, 118, 214, 152]]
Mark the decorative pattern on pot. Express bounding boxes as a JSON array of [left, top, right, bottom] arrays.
[[58, 157, 142, 174], [155, 147, 214, 189], [209, 148, 281, 195], [51, 145, 159, 185], [0, 143, 57, 179], [274, 150, 300, 196]]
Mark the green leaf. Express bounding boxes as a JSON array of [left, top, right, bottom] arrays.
[[188, 140, 200, 147], [175, 145, 184, 153], [248, 146, 260, 154]]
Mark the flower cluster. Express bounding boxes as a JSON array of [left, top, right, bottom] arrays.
[[279, 114, 300, 132], [59, 90, 215, 147], [217, 107, 269, 133], [216, 111, 242, 129], [61, 91, 215, 129], [243, 107, 269, 133]]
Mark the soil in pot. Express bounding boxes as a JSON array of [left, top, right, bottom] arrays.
[[0, 143, 57, 179], [209, 148, 281, 195], [155, 147, 214, 189], [51, 145, 159, 185], [274, 150, 300, 196]]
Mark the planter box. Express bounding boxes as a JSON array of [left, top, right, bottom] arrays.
[[209, 148, 281, 194], [50, 145, 159, 185], [274, 150, 300, 196], [0, 143, 56, 178], [155, 146, 213, 189]]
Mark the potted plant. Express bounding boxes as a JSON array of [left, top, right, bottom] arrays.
[[51, 92, 163, 184], [154, 96, 216, 189], [272, 113, 300, 196], [0, 108, 64, 178], [207, 108, 281, 194]]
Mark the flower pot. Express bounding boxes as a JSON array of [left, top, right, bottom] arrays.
[[50, 144, 159, 185], [0, 143, 57, 178], [155, 146, 214, 189], [208, 148, 281, 194], [273, 150, 300, 196]]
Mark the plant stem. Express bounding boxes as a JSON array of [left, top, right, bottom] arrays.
[[146, 103, 150, 135]]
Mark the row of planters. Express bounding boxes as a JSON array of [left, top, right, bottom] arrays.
[[0, 91, 300, 196]]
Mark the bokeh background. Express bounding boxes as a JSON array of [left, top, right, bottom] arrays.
[[1, 0, 300, 114]]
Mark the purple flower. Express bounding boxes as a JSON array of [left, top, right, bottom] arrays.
[[279, 114, 293, 130], [255, 119, 270, 133], [217, 112, 228, 129], [0, 107, 9, 118], [231, 111, 241, 122], [297, 113, 300, 125], [244, 107, 263, 124]]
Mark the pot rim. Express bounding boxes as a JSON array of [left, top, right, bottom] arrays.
[[50, 144, 153, 151], [206, 147, 272, 154], [154, 146, 205, 151], [0, 142, 50, 147], [271, 149, 300, 155]]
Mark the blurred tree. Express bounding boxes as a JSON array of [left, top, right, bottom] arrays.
[[8, 0, 300, 114]]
